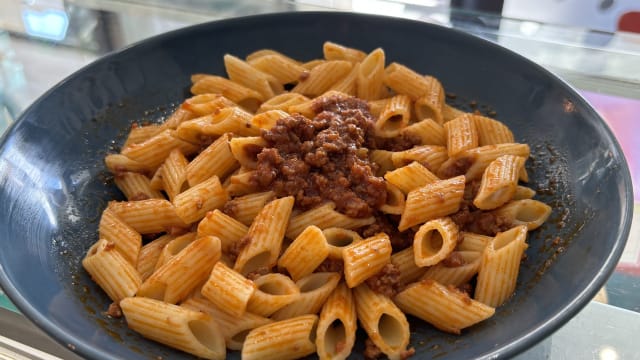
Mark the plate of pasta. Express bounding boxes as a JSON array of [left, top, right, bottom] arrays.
[[0, 11, 632, 360]]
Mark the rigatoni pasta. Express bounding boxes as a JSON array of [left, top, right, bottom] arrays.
[[233, 196, 294, 276], [98, 208, 141, 265], [201, 261, 255, 317], [88, 42, 554, 359], [82, 239, 141, 303], [181, 294, 272, 351], [353, 283, 411, 359], [271, 272, 341, 321], [277, 225, 330, 281], [120, 297, 226, 360], [246, 273, 300, 317], [242, 315, 318, 360], [413, 217, 459, 267], [137, 235, 221, 304], [395, 279, 495, 335], [316, 282, 357, 360], [475, 225, 529, 307], [343, 233, 392, 288]]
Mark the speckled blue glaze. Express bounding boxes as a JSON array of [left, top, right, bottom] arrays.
[[0, 12, 632, 360]]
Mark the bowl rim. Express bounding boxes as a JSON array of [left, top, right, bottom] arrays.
[[0, 10, 633, 360]]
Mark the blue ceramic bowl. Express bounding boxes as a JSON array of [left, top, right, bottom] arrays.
[[0, 12, 632, 360]]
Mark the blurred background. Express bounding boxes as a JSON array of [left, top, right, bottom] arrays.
[[0, 0, 639, 120], [2, 0, 637, 300]]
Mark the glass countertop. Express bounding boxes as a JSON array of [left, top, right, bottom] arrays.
[[0, 1, 639, 359]]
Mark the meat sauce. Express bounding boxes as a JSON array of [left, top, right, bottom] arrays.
[[450, 180, 512, 236], [251, 95, 388, 218]]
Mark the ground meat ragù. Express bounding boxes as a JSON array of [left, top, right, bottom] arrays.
[[365, 263, 402, 298], [251, 95, 386, 218]]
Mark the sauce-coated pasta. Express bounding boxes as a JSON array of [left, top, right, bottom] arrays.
[[84, 42, 552, 360]]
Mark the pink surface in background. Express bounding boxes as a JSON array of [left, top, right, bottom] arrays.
[[581, 91, 639, 202], [581, 91, 640, 272]]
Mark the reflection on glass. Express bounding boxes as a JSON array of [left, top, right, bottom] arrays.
[[21, 8, 69, 41], [599, 345, 619, 360]]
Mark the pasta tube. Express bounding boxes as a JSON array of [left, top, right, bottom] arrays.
[[445, 114, 479, 157], [375, 94, 411, 138], [176, 107, 260, 142], [229, 136, 267, 169], [186, 133, 238, 187], [399, 175, 465, 231], [124, 124, 163, 147], [256, 94, 308, 114], [328, 62, 359, 95], [271, 272, 341, 321], [242, 315, 318, 360], [82, 239, 141, 303], [137, 235, 221, 304], [121, 129, 198, 169], [153, 232, 197, 271], [475, 225, 529, 307], [383, 62, 432, 99], [323, 41, 367, 63], [395, 279, 495, 335], [390, 247, 428, 286], [437, 143, 530, 181], [107, 199, 188, 234], [180, 94, 235, 116], [278, 225, 330, 281], [413, 217, 459, 267], [343, 233, 392, 288], [161, 107, 196, 129], [136, 234, 173, 281], [316, 282, 357, 360], [120, 297, 225, 360], [161, 148, 188, 201], [247, 273, 300, 317], [113, 171, 164, 201], [370, 149, 395, 176], [353, 284, 410, 360], [421, 251, 482, 286], [222, 191, 275, 226], [413, 75, 445, 124], [104, 154, 147, 174], [196, 209, 248, 252], [379, 182, 406, 215], [473, 155, 526, 210], [322, 227, 363, 259], [190, 74, 263, 111], [286, 202, 374, 239], [492, 199, 552, 230], [234, 196, 294, 275], [401, 118, 446, 146], [357, 48, 386, 100], [181, 295, 271, 351], [391, 145, 448, 173], [98, 208, 141, 265], [250, 109, 289, 130], [248, 54, 307, 85], [173, 175, 228, 224], [457, 232, 491, 252], [473, 114, 514, 145], [224, 54, 283, 100], [384, 161, 439, 194], [201, 261, 256, 317], [292, 61, 353, 97]]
